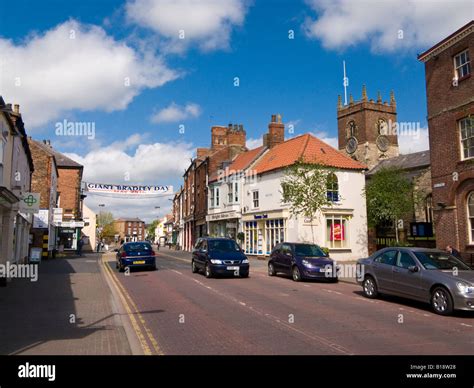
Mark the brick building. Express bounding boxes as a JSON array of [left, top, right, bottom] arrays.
[[114, 218, 145, 242], [181, 123, 247, 251], [30, 140, 85, 251], [418, 20, 474, 261], [28, 138, 59, 258]]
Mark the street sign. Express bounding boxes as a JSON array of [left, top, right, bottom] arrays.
[[53, 208, 63, 223], [19, 193, 40, 213], [33, 210, 49, 228]]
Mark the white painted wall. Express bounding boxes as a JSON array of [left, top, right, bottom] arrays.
[[242, 169, 368, 261]]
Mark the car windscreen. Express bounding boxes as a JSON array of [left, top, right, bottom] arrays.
[[294, 244, 326, 257], [208, 240, 240, 252], [414, 252, 471, 270], [125, 243, 152, 252]]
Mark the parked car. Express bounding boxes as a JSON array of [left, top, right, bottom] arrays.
[[268, 242, 338, 282], [357, 247, 474, 315], [192, 237, 249, 278], [115, 241, 157, 272]]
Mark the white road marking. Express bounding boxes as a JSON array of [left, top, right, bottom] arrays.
[[171, 270, 183, 275], [460, 323, 472, 327]]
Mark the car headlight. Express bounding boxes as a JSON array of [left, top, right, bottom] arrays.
[[241, 259, 249, 264], [210, 259, 222, 264], [302, 260, 312, 267], [456, 282, 474, 294]]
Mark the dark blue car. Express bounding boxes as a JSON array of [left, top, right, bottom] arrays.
[[268, 242, 338, 282], [192, 237, 249, 278], [116, 242, 156, 272]]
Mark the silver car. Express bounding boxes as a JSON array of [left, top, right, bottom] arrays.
[[357, 247, 474, 315]]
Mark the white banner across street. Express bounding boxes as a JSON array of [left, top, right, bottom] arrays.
[[84, 182, 173, 196]]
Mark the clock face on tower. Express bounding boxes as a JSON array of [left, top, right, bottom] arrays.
[[346, 136, 358, 154]]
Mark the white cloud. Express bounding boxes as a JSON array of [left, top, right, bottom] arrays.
[[304, 0, 472, 52], [0, 20, 179, 129], [398, 126, 430, 154], [151, 102, 201, 123], [125, 0, 248, 52], [62, 134, 193, 221], [246, 137, 263, 149]]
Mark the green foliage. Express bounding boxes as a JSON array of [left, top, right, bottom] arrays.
[[386, 239, 413, 247], [97, 211, 115, 239], [281, 160, 335, 220], [236, 232, 245, 243], [146, 219, 159, 241], [364, 167, 415, 228]]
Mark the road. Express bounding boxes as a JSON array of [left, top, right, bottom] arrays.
[[102, 249, 474, 355]]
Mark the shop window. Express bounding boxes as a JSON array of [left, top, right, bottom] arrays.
[[325, 214, 350, 249], [265, 219, 285, 254]]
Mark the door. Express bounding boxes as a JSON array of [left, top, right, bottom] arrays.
[[198, 240, 208, 268], [271, 244, 282, 270], [372, 249, 397, 292], [193, 239, 203, 268], [280, 244, 293, 274], [392, 250, 423, 299]]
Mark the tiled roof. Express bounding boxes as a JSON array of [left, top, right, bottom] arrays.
[[209, 146, 265, 182], [253, 134, 366, 174], [368, 150, 430, 175], [29, 139, 83, 168]]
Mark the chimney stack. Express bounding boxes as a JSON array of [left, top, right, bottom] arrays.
[[264, 113, 285, 149], [13, 104, 20, 114]]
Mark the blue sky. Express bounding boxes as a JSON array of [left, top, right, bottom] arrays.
[[0, 0, 471, 220]]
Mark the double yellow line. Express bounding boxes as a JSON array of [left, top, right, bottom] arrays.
[[102, 256, 163, 355]]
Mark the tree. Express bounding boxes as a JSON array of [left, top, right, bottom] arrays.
[[364, 167, 420, 242], [97, 211, 115, 240], [281, 160, 336, 243], [146, 219, 159, 242]]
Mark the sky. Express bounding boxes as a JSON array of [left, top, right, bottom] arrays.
[[0, 0, 472, 222]]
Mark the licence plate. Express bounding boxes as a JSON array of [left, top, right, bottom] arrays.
[[134, 261, 145, 264], [227, 266, 239, 270]]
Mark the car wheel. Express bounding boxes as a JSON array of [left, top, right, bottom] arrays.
[[292, 266, 302, 282], [241, 273, 249, 278], [268, 263, 276, 276], [205, 263, 212, 278], [118, 264, 124, 273], [115, 261, 119, 269], [150, 264, 157, 271], [431, 286, 454, 316], [191, 260, 198, 273], [363, 276, 378, 298]]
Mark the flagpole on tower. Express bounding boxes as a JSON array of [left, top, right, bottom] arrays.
[[343, 60, 349, 106]]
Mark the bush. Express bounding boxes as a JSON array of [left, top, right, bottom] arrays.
[[320, 246, 330, 256]]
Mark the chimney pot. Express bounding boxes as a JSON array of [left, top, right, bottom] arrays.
[[271, 114, 276, 123], [13, 104, 19, 113], [239, 124, 243, 131], [5, 103, 12, 110], [233, 124, 238, 131]]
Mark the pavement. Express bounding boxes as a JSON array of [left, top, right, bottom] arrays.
[[0, 253, 132, 355]]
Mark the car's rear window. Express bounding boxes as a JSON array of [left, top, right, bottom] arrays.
[[294, 244, 326, 257], [414, 252, 471, 270], [208, 240, 240, 252], [125, 243, 152, 252]]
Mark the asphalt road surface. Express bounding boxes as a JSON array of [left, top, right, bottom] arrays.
[[102, 250, 474, 355]]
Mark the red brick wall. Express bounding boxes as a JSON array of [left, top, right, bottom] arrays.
[[28, 140, 54, 209], [423, 29, 474, 253], [58, 167, 82, 220]]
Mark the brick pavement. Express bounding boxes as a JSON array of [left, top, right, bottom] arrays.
[[0, 253, 132, 355]]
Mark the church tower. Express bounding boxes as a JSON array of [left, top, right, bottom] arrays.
[[337, 86, 399, 170]]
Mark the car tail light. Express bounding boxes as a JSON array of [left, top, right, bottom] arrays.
[[150, 251, 156, 256], [121, 252, 127, 258]]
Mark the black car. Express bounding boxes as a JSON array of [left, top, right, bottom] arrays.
[[268, 242, 338, 282], [115, 241, 156, 272], [192, 237, 250, 278]]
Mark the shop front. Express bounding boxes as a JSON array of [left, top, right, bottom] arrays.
[[57, 220, 84, 251], [242, 211, 287, 256], [207, 211, 240, 239]]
